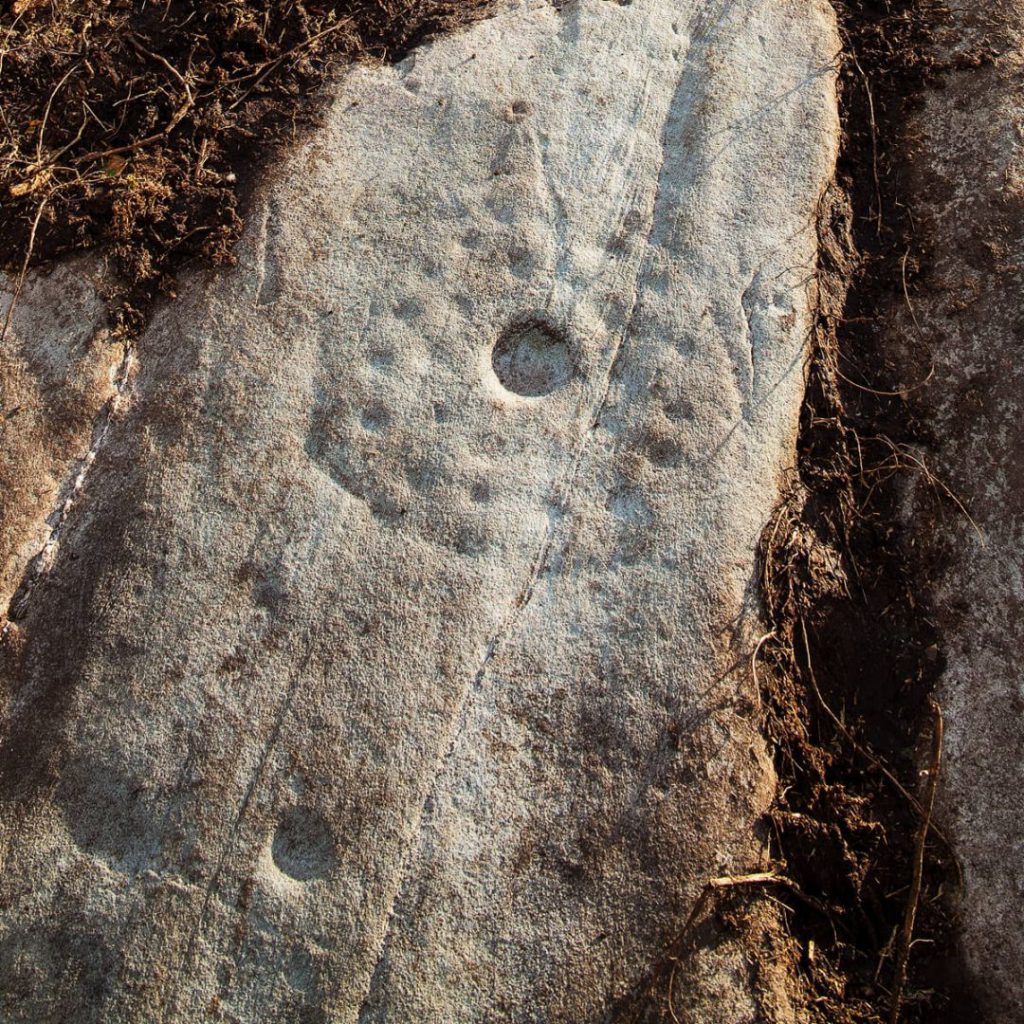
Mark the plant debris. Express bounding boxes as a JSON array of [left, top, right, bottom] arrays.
[[718, 1, 983, 1020], [0, 0, 493, 331], [747, 3, 979, 1019]]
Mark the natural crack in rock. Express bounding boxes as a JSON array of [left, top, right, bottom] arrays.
[[0, 262, 127, 625], [0, 0, 839, 1021]]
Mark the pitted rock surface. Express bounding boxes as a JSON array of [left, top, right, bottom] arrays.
[[0, 1, 839, 1020]]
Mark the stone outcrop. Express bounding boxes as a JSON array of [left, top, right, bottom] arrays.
[[0, 1, 842, 1020], [881, 3, 1024, 1018]]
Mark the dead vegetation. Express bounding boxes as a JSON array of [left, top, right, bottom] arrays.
[[746, 4, 980, 1018], [0, 0, 493, 332]]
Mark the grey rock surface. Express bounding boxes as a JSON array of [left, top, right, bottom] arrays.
[[884, 4, 1024, 1018], [0, 0, 839, 1020], [0, 263, 125, 619]]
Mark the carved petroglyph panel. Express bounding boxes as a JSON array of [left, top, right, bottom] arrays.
[[0, 1, 839, 1021]]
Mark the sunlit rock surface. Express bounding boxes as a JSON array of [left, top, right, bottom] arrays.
[[0, 1, 839, 1020]]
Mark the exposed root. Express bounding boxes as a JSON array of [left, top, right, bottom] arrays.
[[888, 702, 943, 1024]]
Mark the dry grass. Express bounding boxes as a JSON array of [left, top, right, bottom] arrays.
[[0, 0, 493, 330]]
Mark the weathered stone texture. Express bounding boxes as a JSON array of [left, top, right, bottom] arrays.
[[885, 4, 1024, 1019], [0, 1, 839, 1020], [0, 263, 124, 621]]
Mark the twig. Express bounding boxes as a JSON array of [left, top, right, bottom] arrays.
[[18, 40, 195, 177], [901, 250, 927, 344], [69, 95, 193, 166], [1, 186, 55, 346], [848, 47, 882, 236], [665, 871, 835, 1023], [869, 435, 984, 544], [47, 108, 89, 163], [126, 32, 194, 101], [836, 357, 935, 397], [888, 700, 943, 1024], [678, 872, 797, 937], [750, 631, 775, 707], [225, 16, 355, 111], [0, 11, 27, 81], [35, 65, 79, 164]]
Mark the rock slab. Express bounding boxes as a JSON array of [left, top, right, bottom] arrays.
[[885, 4, 1024, 1018], [0, 1, 839, 1020]]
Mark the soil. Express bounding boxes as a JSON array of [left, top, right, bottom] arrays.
[[0, 0, 493, 332]]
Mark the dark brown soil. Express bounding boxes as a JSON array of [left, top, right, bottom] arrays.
[[0, 0, 492, 332], [757, 2, 996, 1019]]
